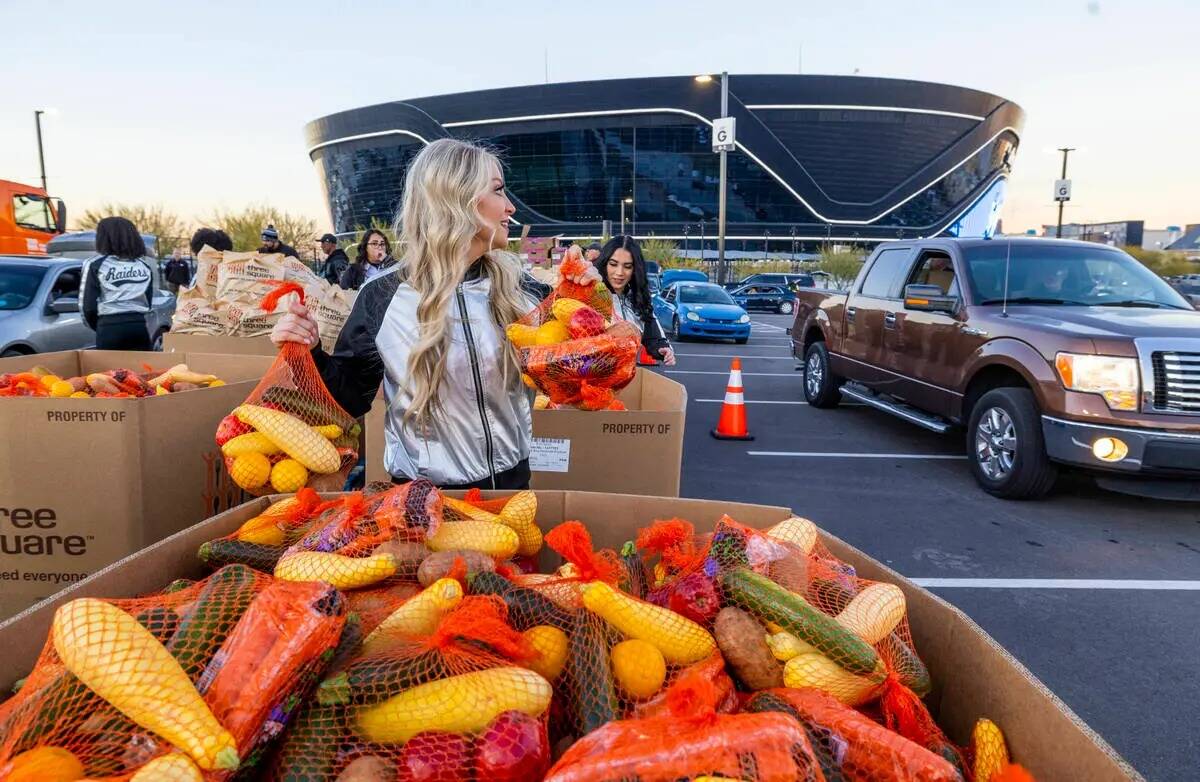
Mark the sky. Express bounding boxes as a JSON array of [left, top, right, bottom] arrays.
[[2, 0, 1197, 238]]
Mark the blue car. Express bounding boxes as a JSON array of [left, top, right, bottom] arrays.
[[654, 282, 751, 343]]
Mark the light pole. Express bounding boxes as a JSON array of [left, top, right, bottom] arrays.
[[682, 224, 690, 260], [34, 110, 49, 192], [763, 229, 770, 260], [620, 197, 633, 235], [1055, 147, 1075, 238], [696, 72, 730, 284]]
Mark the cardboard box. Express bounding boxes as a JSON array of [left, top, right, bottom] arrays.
[[162, 332, 277, 356], [0, 491, 1137, 781], [0, 350, 273, 619], [364, 370, 688, 495]]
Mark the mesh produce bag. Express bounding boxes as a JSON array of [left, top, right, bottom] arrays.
[[507, 249, 640, 411], [0, 565, 347, 779], [545, 665, 825, 782], [267, 595, 553, 782], [216, 282, 360, 496], [197, 488, 327, 574]]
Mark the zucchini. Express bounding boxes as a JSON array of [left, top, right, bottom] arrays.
[[562, 611, 618, 737], [619, 541, 648, 599], [325, 612, 363, 674], [164, 578, 195, 594], [721, 568, 879, 676], [317, 648, 449, 706], [745, 691, 848, 782], [199, 538, 281, 572], [167, 563, 258, 681], [467, 570, 573, 632], [260, 387, 358, 437], [268, 702, 343, 782]]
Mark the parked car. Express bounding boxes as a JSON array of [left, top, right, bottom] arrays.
[[791, 238, 1200, 500], [730, 283, 798, 314], [1171, 280, 1200, 308], [46, 230, 157, 259], [660, 268, 709, 287], [722, 272, 814, 291], [0, 256, 175, 356], [654, 281, 751, 343]]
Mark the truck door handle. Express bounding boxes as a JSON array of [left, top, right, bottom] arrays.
[[884, 312, 897, 329], [846, 306, 856, 322]]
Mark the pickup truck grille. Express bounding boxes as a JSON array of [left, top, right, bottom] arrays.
[[1151, 352, 1200, 413]]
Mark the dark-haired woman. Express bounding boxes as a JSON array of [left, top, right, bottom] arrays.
[[594, 236, 675, 365], [339, 229, 396, 290], [80, 216, 155, 350]]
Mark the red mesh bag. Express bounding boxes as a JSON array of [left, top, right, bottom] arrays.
[[0, 564, 347, 779], [508, 249, 640, 410], [216, 281, 359, 496], [267, 595, 552, 782], [545, 665, 825, 781], [197, 488, 327, 574]]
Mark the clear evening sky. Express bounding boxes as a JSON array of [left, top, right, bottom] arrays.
[[2, 0, 1195, 236]]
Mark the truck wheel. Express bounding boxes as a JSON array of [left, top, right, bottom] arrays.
[[803, 341, 842, 408], [967, 388, 1057, 499]]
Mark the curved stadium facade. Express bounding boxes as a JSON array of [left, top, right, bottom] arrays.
[[305, 75, 1024, 247]]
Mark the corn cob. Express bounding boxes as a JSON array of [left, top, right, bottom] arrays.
[[427, 520, 519, 559], [579, 581, 716, 664], [355, 666, 552, 743], [130, 753, 204, 781], [972, 718, 1011, 782], [362, 577, 463, 649], [233, 404, 341, 473], [220, 432, 283, 457], [835, 583, 906, 644], [51, 598, 239, 771], [783, 651, 886, 706], [274, 551, 397, 589]]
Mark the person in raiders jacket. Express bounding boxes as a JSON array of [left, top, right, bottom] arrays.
[[270, 139, 599, 490], [80, 216, 155, 350]]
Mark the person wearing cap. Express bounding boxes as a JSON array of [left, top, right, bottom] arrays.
[[584, 241, 602, 264], [316, 233, 349, 286], [257, 224, 299, 258]]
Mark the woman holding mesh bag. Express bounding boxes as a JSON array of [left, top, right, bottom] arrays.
[[270, 139, 598, 490]]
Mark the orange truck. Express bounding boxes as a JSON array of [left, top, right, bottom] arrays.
[[0, 179, 66, 255]]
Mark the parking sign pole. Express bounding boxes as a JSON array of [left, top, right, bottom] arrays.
[[1055, 147, 1074, 238], [717, 72, 729, 284]]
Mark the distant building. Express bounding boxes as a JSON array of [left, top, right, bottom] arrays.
[[1042, 221, 1143, 247], [1166, 224, 1200, 256], [1141, 226, 1183, 250]]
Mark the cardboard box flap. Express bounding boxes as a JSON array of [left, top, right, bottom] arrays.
[[639, 369, 688, 411], [0, 351, 81, 377]]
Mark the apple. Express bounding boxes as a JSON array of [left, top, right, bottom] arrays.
[[397, 731, 472, 782], [473, 710, 550, 782], [215, 413, 251, 446]]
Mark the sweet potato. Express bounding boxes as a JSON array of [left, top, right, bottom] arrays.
[[714, 607, 783, 690], [335, 754, 395, 781], [372, 540, 428, 581], [418, 549, 495, 586]]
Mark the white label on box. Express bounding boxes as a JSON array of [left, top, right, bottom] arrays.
[[529, 437, 571, 472]]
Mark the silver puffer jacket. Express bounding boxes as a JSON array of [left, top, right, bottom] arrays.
[[315, 266, 543, 487]]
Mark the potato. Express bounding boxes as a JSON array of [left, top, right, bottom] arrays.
[[336, 755, 395, 782], [170, 381, 199, 392], [418, 549, 495, 586], [372, 540, 428, 581], [714, 607, 784, 691]]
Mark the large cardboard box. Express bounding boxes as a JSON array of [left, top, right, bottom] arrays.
[[162, 332, 276, 356], [0, 491, 1137, 781], [365, 370, 688, 495], [0, 350, 274, 619]]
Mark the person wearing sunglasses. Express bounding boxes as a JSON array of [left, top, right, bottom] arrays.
[[340, 229, 396, 290]]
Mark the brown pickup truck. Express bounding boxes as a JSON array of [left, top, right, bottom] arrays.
[[791, 238, 1200, 499]]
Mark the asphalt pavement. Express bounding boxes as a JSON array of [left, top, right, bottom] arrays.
[[660, 312, 1200, 782]]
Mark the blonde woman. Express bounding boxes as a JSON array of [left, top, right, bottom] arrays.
[[271, 139, 596, 489]]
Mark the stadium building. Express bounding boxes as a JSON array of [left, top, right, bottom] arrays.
[[305, 75, 1024, 248]]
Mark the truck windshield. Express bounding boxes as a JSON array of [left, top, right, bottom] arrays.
[[965, 243, 1191, 309], [0, 264, 48, 310], [12, 194, 55, 233], [679, 285, 735, 305]]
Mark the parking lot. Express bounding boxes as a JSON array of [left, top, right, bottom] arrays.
[[660, 312, 1200, 781]]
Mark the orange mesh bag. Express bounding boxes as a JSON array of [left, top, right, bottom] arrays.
[[0, 564, 348, 779], [197, 488, 326, 574], [216, 281, 360, 496], [267, 595, 553, 782], [507, 249, 641, 410], [545, 666, 825, 782]]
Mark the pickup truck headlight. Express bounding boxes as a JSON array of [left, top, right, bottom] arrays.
[[1054, 353, 1139, 411], [685, 311, 702, 322], [738, 314, 751, 323]]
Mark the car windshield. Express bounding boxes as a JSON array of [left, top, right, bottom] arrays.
[[0, 264, 48, 310], [965, 243, 1191, 309], [679, 285, 735, 305]]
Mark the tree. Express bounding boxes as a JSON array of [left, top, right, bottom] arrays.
[[817, 246, 865, 288], [206, 204, 319, 260], [75, 203, 189, 258], [640, 238, 679, 268], [1121, 245, 1193, 279]]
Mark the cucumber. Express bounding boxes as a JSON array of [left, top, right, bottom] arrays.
[[563, 611, 618, 737], [167, 563, 258, 681], [467, 570, 573, 632], [199, 538, 281, 572], [325, 612, 363, 674], [164, 578, 195, 594], [619, 541, 648, 599], [268, 702, 343, 782], [745, 691, 848, 782], [722, 568, 879, 675], [317, 648, 449, 706], [261, 387, 356, 434]]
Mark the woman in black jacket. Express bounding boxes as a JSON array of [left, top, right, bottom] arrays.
[[593, 235, 675, 365], [339, 229, 397, 290], [80, 217, 155, 350]]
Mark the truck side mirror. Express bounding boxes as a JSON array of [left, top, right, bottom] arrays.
[[904, 283, 958, 314], [55, 200, 67, 234]]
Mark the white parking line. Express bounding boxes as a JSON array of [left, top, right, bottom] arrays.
[[674, 353, 795, 360], [749, 451, 967, 460], [695, 398, 864, 406], [911, 578, 1200, 590], [667, 370, 801, 377]]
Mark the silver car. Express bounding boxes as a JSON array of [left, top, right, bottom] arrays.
[[0, 255, 175, 357]]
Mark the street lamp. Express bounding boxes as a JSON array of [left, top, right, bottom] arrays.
[[695, 72, 730, 284], [33, 110, 50, 192], [620, 197, 633, 235], [682, 224, 690, 260]]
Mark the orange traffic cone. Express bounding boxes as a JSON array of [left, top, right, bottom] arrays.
[[638, 345, 658, 366], [710, 357, 754, 440]]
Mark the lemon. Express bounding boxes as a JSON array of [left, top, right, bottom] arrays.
[[39, 374, 62, 391], [534, 320, 570, 345], [523, 625, 569, 682], [230, 452, 271, 490], [611, 638, 666, 699], [270, 458, 309, 493], [49, 381, 75, 398], [69, 391, 90, 399]]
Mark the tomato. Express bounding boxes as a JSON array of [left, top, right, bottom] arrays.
[[473, 710, 550, 782], [397, 731, 472, 782], [667, 572, 720, 626]]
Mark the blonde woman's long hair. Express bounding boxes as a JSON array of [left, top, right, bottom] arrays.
[[392, 138, 528, 425]]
